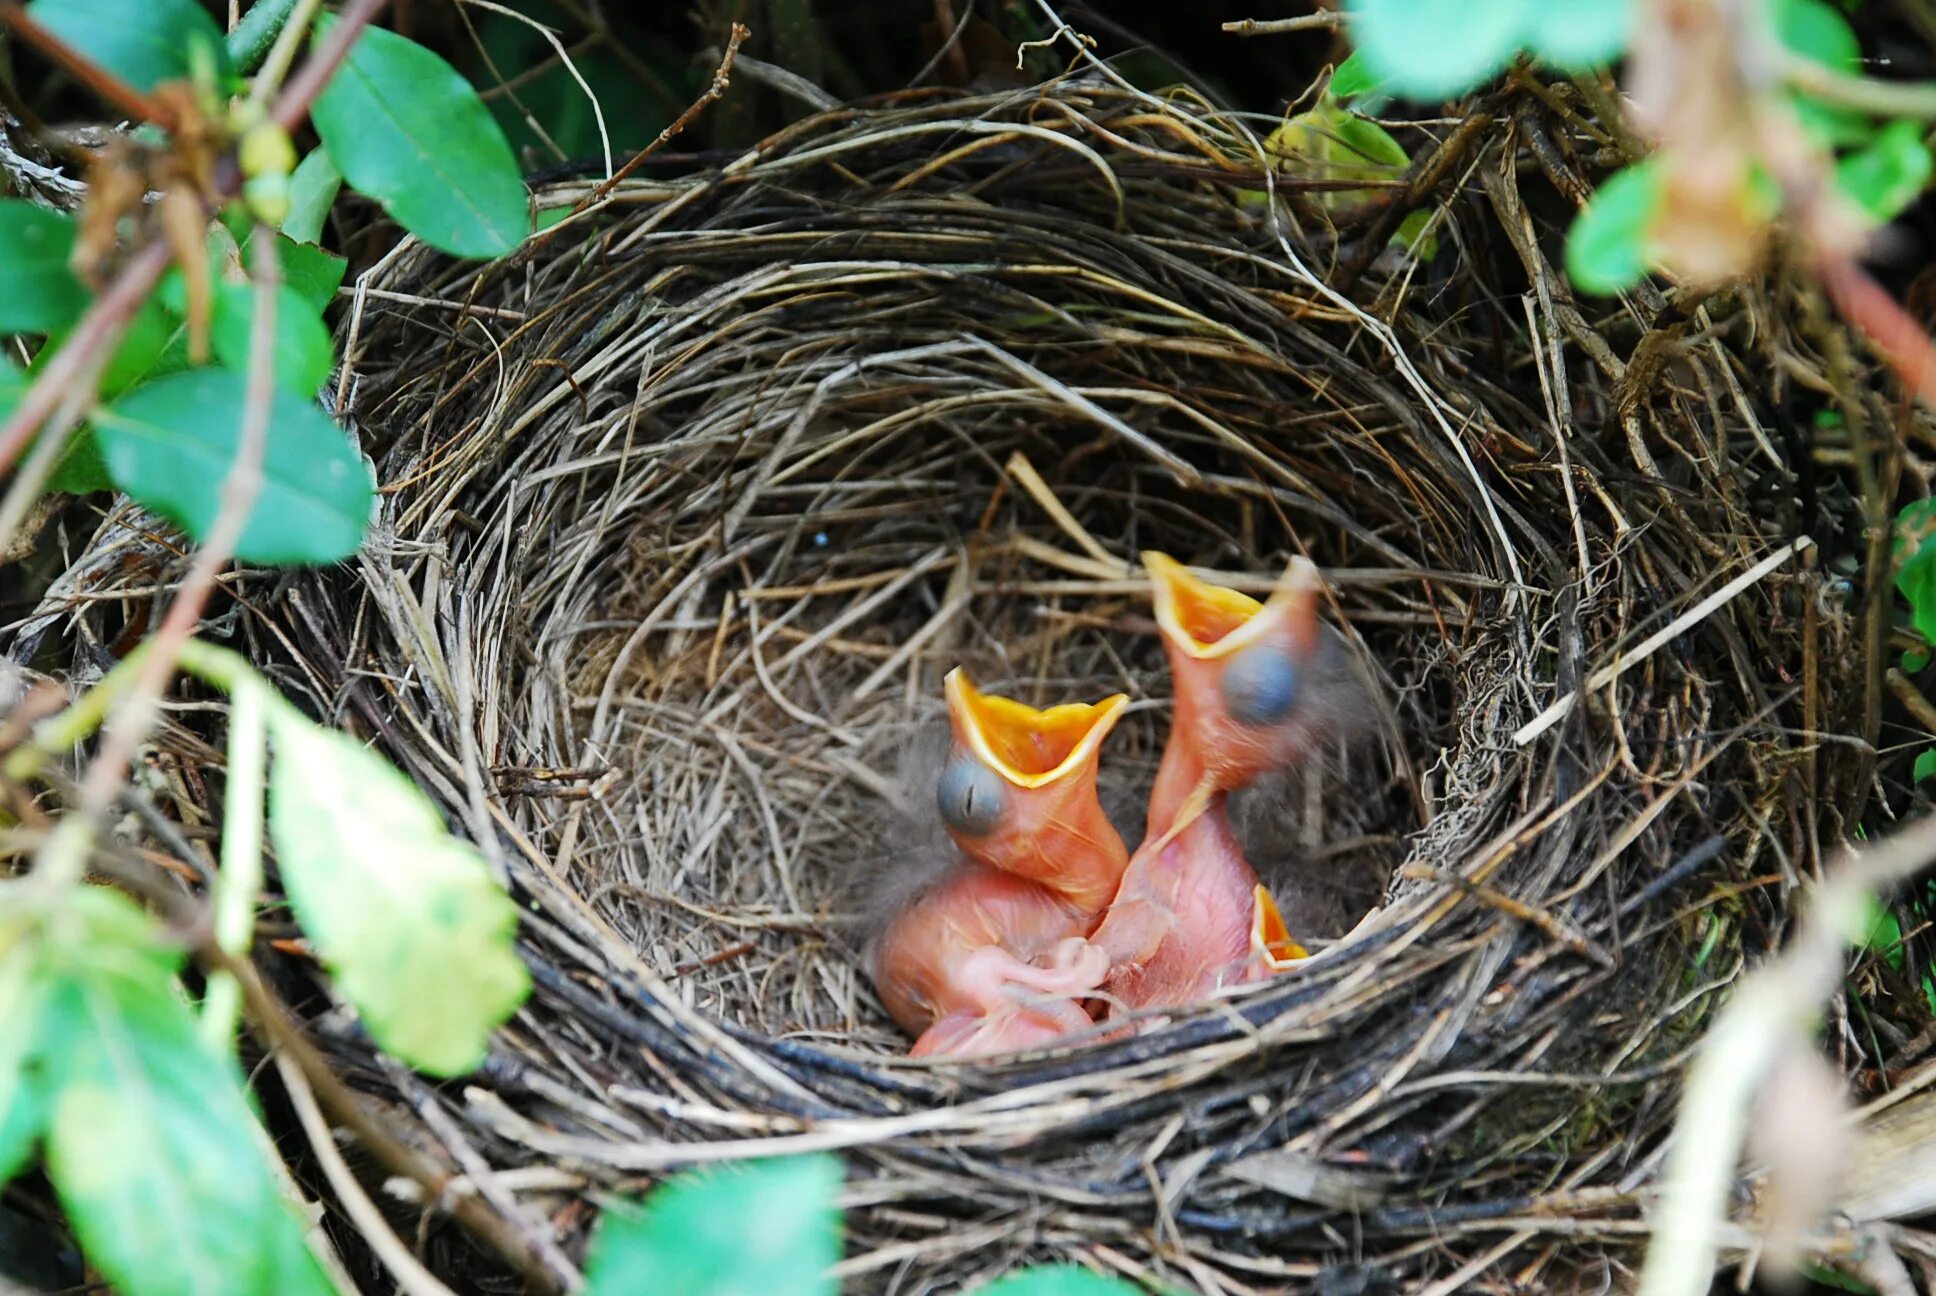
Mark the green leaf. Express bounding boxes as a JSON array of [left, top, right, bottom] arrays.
[[225, 0, 301, 74], [1907, 647, 1932, 673], [1836, 120, 1934, 222], [208, 282, 335, 397], [25, 0, 230, 94], [1345, 0, 1530, 99], [91, 369, 374, 565], [0, 927, 54, 1189], [260, 237, 347, 318], [46, 430, 114, 495], [265, 713, 529, 1076], [1897, 498, 1936, 644], [1329, 51, 1383, 102], [282, 150, 343, 247], [1565, 159, 1663, 294], [1775, 0, 1870, 145], [1392, 207, 1440, 261], [311, 16, 528, 258], [1917, 750, 1936, 782], [977, 1267, 1146, 1296], [583, 1156, 842, 1296], [102, 297, 193, 397], [1523, 0, 1634, 68], [1775, 0, 1861, 68], [1857, 893, 1906, 969], [0, 203, 88, 335], [38, 888, 332, 1296], [0, 357, 110, 494]]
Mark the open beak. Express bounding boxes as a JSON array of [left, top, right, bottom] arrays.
[[944, 668, 1129, 791], [1145, 552, 1322, 668], [1142, 552, 1327, 831], [939, 668, 1131, 909], [1251, 884, 1309, 971]]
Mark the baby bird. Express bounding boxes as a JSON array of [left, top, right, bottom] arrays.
[[1090, 553, 1330, 1012], [869, 669, 1129, 1057]]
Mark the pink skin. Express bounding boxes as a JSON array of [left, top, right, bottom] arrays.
[[1089, 797, 1275, 1014], [908, 939, 1110, 1058]]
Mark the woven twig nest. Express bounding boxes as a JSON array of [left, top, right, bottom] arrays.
[[23, 78, 1864, 1290]]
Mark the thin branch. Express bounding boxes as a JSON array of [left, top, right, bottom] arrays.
[[70, 225, 279, 824], [270, 0, 390, 132], [1781, 53, 1936, 119], [0, 1, 172, 127], [0, 237, 170, 478], [1221, 13, 1347, 36], [576, 23, 747, 208]]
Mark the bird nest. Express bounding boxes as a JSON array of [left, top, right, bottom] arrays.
[[21, 79, 1866, 1291]]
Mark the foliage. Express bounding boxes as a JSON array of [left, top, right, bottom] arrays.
[[0, 0, 541, 1289], [1344, 0, 1633, 99], [309, 16, 529, 258], [1344, 0, 1936, 297]]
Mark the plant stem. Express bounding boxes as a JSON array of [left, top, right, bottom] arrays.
[[67, 227, 277, 832], [2, 642, 153, 783], [0, 239, 170, 480], [1782, 54, 1936, 119], [271, 0, 389, 132], [246, 0, 326, 114], [199, 676, 264, 1051]]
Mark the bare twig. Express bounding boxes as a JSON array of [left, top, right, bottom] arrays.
[[576, 23, 746, 208], [1221, 13, 1347, 36]]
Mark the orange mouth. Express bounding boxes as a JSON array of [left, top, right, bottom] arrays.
[[1144, 551, 1319, 660], [944, 668, 1129, 788], [1252, 884, 1309, 968]]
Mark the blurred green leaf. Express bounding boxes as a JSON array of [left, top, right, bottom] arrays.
[[1776, 0, 1870, 144], [225, 0, 301, 74], [1565, 159, 1662, 294], [1523, 0, 1633, 68], [1907, 647, 1933, 673], [0, 356, 111, 494], [97, 297, 193, 398], [1857, 893, 1906, 969], [282, 150, 343, 247], [1393, 208, 1440, 261], [207, 282, 334, 397], [91, 368, 374, 565], [265, 714, 529, 1076], [1917, 749, 1936, 783], [1345, 0, 1529, 99], [1329, 50, 1382, 101], [311, 16, 528, 258], [254, 236, 347, 317], [1897, 498, 1936, 644], [38, 888, 332, 1296], [583, 1156, 842, 1296], [0, 928, 53, 1189], [0, 203, 88, 335], [977, 1266, 1146, 1296], [45, 431, 113, 495], [1836, 120, 1933, 222], [25, 0, 230, 94]]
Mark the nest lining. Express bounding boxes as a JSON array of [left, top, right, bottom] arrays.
[[19, 78, 1876, 1290]]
